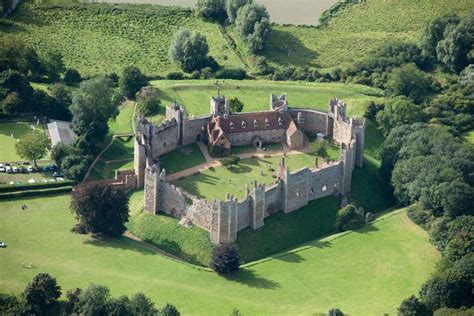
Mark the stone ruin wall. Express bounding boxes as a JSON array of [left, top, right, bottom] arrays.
[[136, 97, 365, 244]]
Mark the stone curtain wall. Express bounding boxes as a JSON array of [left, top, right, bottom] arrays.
[[137, 97, 365, 243]]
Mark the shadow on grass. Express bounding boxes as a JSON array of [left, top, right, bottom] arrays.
[[83, 235, 156, 256], [225, 269, 281, 290], [352, 222, 379, 235], [275, 251, 305, 263]]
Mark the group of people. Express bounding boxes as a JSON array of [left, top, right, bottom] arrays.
[[21, 204, 28, 210]]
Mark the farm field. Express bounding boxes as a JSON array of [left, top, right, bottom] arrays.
[[264, 0, 474, 70], [0, 194, 439, 315], [151, 79, 383, 118], [0, 121, 48, 162], [1, 2, 242, 77]]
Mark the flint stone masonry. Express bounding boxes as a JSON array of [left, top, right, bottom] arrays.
[[136, 95, 365, 243]]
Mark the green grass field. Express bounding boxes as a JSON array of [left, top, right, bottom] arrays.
[[172, 149, 339, 201], [109, 102, 135, 135], [264, 0, 473, 70], [0, 194, 439, 315], [151, 79, 383, 118], [1, 2, 242, 77], [159, 143, 206, 175], [0, 121, 47, 162]]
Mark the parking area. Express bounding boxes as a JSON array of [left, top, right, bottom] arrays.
[[0, 162, 64, 186]]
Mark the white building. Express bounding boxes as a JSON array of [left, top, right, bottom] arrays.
[[47, 120, 78, 147]]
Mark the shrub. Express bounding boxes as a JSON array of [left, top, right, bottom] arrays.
[[210, 243, 240, 274], [221, 154, 240, 168], [215, 68, 247, 80], [161, 303, 180, 316], [136, 86, 161, 117], [364, 101, 384, 120], [335, 204, 364, 232], [169, 29, 209, 72], [70, 182, 130, 237], [166, 72, 185, 80], [229, 97, 244, 113], [63, 68, 82, 86], [328, 308, 344, 316], [398, 295, 430, 316], [407, 205, 434, 230]]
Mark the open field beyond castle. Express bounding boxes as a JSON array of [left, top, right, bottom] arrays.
[[0, 194, 438, 315]]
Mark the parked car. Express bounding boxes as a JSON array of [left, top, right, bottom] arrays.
[[27, 166, 34, 172], [23, 161, 30, 165], [0, 241, 6, 248], [12, 167, 18, 173], [0, 167, 5, 172], [0, 163, 3, 168], [4, 162, 11, 166], [28, 179, 35, 184], [19, 166, 27, 173], [56, 177, 65, 181], [41, 166, 49, 172], [6, 166, 12, 173], [53, 172, 64, 178]]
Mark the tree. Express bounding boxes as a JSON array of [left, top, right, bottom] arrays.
[[129, 293, 158, 315], [34, 89, 71, 120], [376, 97, 424, 136], [312, 139, 329, 159], [328, 308, 344, 316], [385, 63, 432, 103], [15, 130, 48, 166], [42, 51, 65, 82], [229, 97, 244, 113], [210, 243, 240, 274], [161, 303, 180, 316], [1, 92, 22, 114], [335, 205, 364, 232], [226, 0, 252, 23], [235, 3, 271, 53], [70, 182, 130, 237], [50, 83, 72, 116], [136, 87, 161, 117], [436, 12, 474, 72], [429, 181, 474, 218], [63, 68, 82, 86], [196, 0, 227, 23], [0, 69, 35, 112], [61, 154, 90, 181], [74, 284, 110, 315], [430, 216, 474, 263], [420, 14, 460, 59], [70, 77, 120, 140], [0, 293, 27, 315], [398, 295, 430, 316], [221, 154, 240, 168], [120, 66, 148, 99], [169, 30, 210, 72], [23, 273, 61, 313]]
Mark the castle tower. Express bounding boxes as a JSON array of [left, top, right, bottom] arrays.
[[166, 103, 186, 145], [144, 163, 160, 214], [250, 180, 265, 229], [341, 140, 356, 195], [210, 96, 229, 116], [134, 135, 146, 188], [210, 194, 238, 244], [270, 93, 288, 111]]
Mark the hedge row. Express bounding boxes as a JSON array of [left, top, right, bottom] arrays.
[[0, 180, 75, 193], [0, 186, 73, 200]]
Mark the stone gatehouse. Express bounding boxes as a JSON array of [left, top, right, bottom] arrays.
[[134, 95, 365, 243]]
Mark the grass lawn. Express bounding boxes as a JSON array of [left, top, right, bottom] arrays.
[[0, 194, 439, 315], [172, 149, 339, 201], [109, 102, 135, 135], [0, 121, 47, 162], [159, 143, 207, 175], [151, 79, 383, 118], [87, 137, 134, 180]]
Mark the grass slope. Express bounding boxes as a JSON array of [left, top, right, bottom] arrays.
[[264, 0, 473, 70], [1, 2, 242, 76], [151, 79, 383, 118], [0, 194, 438, 315], [88, 137, 134, 180]]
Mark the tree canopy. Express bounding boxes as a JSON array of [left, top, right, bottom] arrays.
[[196, 0, 227, 23], [119, 66, 148, 99], [169, 30, 210, 72], [15, 129, 49, 166], [235, 3, 271, 53], [385, 63, 432, 104]]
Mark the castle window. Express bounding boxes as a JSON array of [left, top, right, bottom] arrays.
[[254, 120, 258, 128], [241, 120, 246, 128], [322, 185, 327, 192], [163, 142, 167, 147], [230, 122, 234, 130], [265, 119, 270, 128], [278, 117, 283, 126]]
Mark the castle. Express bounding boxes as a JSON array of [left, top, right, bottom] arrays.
[[134, 94, 365, 244]]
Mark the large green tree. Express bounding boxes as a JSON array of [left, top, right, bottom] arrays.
[[376, 97, 424, 136], [196, 0, 227, 23], [235, 3, 271, 53], [23, 273, 61, 313], [70, 77, 120, 140], [226, 0, 252, 23], [169, 30, 210, 72], [119, 66, 148, 99], [15, 130, 48, 166], [420, 14, 460, 59], [385, 63, 432, 104], [210, 243, 240, 274], [70, 182, 130, 237]]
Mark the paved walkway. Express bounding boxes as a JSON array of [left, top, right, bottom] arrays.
[[165, 139, 319, 182]]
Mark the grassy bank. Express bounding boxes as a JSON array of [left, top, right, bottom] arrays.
[[0, 194, 438, 315]]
